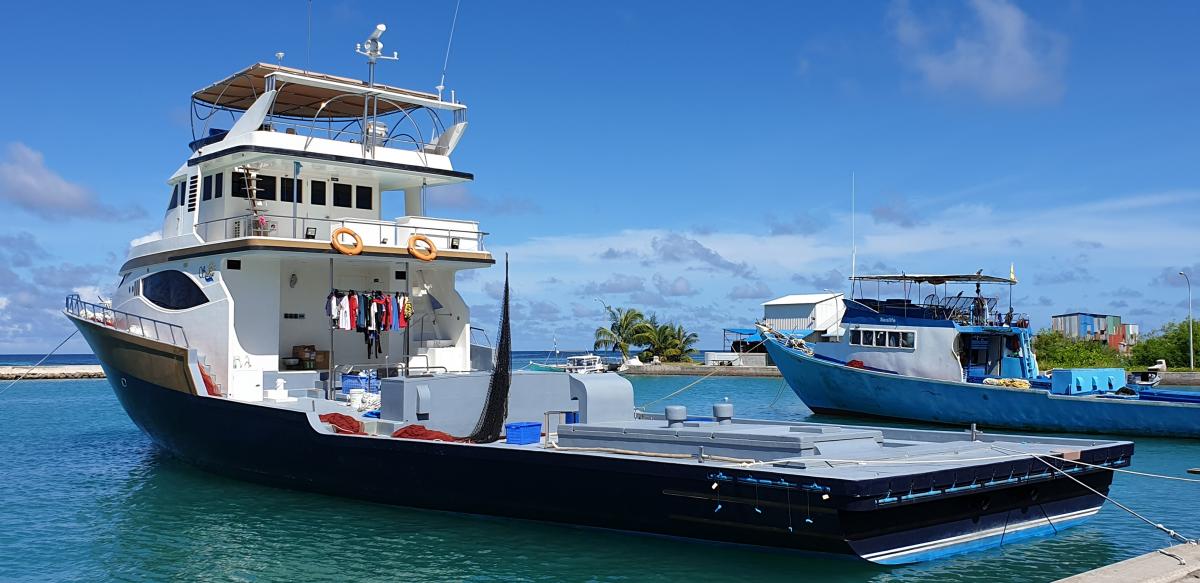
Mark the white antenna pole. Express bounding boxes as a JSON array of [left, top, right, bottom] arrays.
[[850, 172, 857, 292], [437, 0, 463, 101], [305, 0, 312, 73]]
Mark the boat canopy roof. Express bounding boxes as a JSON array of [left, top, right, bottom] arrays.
[[193, 63, 464, 119], [852, 273, 1015, 286]]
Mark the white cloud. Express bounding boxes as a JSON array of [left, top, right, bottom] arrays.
[[0, 142, 143, 220], [890, 0, 1067, 104]]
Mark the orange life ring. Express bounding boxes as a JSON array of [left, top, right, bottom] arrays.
[[407, 234, 437, 262], [331, 227, 364, 255]]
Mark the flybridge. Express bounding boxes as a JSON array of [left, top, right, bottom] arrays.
[[188, 25, 468, 160]]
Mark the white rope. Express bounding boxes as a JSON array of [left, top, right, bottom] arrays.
[[0, 330, 78, 399], [993, 445, 1195, 544], [638, 337, 767, 411]]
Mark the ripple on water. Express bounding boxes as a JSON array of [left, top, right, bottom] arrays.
[[0, 377, 1196, 582]]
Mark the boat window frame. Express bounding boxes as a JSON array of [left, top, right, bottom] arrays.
[[137, 269, 210, 311], [849, 326, 918, 350]]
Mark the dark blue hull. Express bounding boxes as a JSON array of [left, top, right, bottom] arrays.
[[74, 317, 1125, 564]]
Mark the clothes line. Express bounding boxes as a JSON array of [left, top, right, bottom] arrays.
[[325, 290, 414, 360]]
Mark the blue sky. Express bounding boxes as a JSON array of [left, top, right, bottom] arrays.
[[0, 0, 1197, 353]]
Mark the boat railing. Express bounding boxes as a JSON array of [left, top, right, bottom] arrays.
[[64, 294, 190, 348], [195, 213, 486, 252]]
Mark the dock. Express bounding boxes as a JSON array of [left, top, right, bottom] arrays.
[[0, 365, 105, 380], [1161, 371, 1200, 386], [1056, 542, 1200, 582], [622, 364, 781, 377]]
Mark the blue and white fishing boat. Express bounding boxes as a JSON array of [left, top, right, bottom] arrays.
[[761, 273, 1200, 438]]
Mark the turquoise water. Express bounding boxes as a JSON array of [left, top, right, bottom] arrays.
[[1, 377, 1198, 582]]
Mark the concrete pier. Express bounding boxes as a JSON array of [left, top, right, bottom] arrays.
[[0, 365, 105, 380], [1160, 371, 1200, 386], [1056, 542, 1200, 582], [621, 365, 781, 377]]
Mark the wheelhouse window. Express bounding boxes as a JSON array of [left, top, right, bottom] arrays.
[[333, 183, 352, 207], [281, 177, 303, 203], [202, 175, 213, 201], [214, 172, 223, 198], [168, 183, 179, 210], [311, 180, 327, 205], [355, 186, 373, 210], [140, 270, 208, 310], [850, 328, 917, 349], [257, 175, 277, 200], [232, 171, 250, 198]]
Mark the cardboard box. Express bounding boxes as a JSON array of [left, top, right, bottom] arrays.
[[314, 351, 330, 369], [293, 345, 317, 359]]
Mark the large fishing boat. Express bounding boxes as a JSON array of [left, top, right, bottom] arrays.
[[66, 29, 1136, 564], [761, 273, 1200, 437]]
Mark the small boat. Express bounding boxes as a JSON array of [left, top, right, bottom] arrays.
[[526, 354, 607, 374], [1127, 360, 1166, 388], [759, 274, 1200, 437]]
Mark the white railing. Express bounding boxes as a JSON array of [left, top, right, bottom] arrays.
[[64, 294, 189, 348], [195, 213, 486, 252]]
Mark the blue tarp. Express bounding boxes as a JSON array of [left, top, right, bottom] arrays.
[[724, 327, 813, 342]]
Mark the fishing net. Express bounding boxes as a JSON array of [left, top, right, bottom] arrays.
[[465, 256, 512, 443], [392, 424, 461, 441], [319, 412, 366, 435]]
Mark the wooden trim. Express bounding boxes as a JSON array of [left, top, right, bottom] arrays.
[[68, 313, 197, 395], [121, 237, 494, 272]]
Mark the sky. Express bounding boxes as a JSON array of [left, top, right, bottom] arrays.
[[0, 0, 1198, 354]]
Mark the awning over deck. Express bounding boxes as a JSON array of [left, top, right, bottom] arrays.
[[724, 328, 813, 342], [193, 63, 464, 118]]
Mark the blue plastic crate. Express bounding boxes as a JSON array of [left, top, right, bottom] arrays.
[[505, 421, 542, 445], [341, 373, 380, 394]]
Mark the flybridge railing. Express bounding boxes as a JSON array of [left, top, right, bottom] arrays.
[[64, 294, 190, 348], [195, 214, 487, 252]]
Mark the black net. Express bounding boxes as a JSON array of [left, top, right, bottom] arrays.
[[466, 256, 512, 443]]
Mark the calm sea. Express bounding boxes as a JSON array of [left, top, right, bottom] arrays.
[[1, 367, 1198, 581]]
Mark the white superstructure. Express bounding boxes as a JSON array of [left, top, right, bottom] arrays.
[[105, 34, 491, 400]]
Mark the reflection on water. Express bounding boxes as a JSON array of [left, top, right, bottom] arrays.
[[0, 378, 1194, 582]]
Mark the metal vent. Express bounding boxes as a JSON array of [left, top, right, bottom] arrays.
[[186, 175, 199, 212]]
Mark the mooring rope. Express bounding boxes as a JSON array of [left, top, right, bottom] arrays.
[[993, 445, 1196, 544], [638, 337, 768, 411], [0, 330, 78, 399]]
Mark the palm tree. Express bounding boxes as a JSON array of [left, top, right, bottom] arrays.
[[633, 319, 700, 363], [593, 306, 646, 361]]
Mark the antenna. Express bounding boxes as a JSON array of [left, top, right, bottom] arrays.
[[850, 172, 857, 292], [306, 0, 312, 72], [437, 0, 463, 100], [355, 23, 398, 86]]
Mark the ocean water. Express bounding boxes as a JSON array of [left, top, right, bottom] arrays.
[[2, 376, 1198, 582]]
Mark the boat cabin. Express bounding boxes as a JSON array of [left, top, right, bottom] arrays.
[[106, 60, 491, 400]]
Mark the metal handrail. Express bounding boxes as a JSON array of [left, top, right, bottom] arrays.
[[64, 294, 189, 348], [194, 213, 488, 251]]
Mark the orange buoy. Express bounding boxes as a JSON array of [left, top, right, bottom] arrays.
[[330, 227, 364, 255], [407, 234, 437, 262]]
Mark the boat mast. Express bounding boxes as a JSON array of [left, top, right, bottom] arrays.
[[850, 172, 857, 297]]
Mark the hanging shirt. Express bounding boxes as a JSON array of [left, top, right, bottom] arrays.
[[338, 294, 352, 330], [391, 293, 401, 330], [348, 293, 359, 331], [326, 293, 338, 327]]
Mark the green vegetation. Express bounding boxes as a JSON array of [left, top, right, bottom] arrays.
[[592, 306, 700, 363], [1129, 319, 1198, 368], [1032, 330, 1126, 370], [632, 316, 700, 364], [1032, 319, 1198, 371], [592, 306, 647, 361]]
